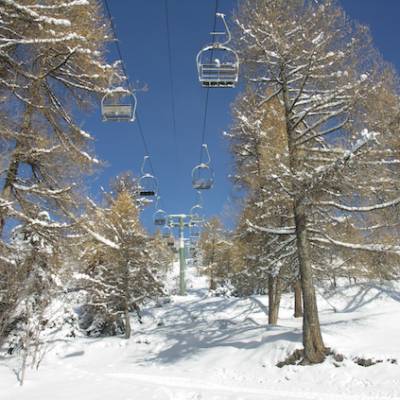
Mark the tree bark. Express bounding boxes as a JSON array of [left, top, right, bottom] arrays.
[[123, 259, 131, 339], [0, 101, 34, 236], [268, 273, 281, 325], [293, 279, 303, 318], [281, 66, 326, 364], [293, 199, 326, 363]]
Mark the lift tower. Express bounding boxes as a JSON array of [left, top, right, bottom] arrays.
[[168, 214, 192, 295]]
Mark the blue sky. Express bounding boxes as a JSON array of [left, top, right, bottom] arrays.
[[83, 0, 400, 232]]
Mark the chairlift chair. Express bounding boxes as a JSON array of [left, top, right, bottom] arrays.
[[192, 165, 214, 190], [190, 225, 201, 239], [154, 209, 167, 226], [101, 87, 137, 122], [196, 13, 239, 88], [192, 144, 214, 190], [139, 173, 158, 196], [139, 156, 158, 197], [190, 204, 204, 225], [164, 227, 175, 247], [162, 225, 172, 239], [153, 197, 167, 225]]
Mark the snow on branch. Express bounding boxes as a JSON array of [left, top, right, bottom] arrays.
[[0, 0, 71, 26], [306, 129, 379, 192], [314, 196, 400, 212], [28, 1, 89, 10], [311, 235, 400, 255], [246, 219, 296, 235]]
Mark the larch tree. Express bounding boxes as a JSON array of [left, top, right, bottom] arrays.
[[234, 0, 400, 363], [199, 217, 231, 291], [227, 89, 299, 324], [77, 182, 166, 339], [0, 0, 117, 351], [0, 0, 116, 236]]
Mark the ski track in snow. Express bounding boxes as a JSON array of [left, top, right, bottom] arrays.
[[1, 262, 400, 400]]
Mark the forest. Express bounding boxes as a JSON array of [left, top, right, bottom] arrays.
[[1, 1, 400, 399]]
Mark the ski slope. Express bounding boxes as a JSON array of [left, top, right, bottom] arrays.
[[1, 262, 400, 400]]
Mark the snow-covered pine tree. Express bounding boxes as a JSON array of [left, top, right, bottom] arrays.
[[77, 183, 166, 339], [234, 0, 400, 363]]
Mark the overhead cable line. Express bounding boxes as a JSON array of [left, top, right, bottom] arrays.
[[199, 0, 219, 164], [103, 0, 155, 174], [164, 0, 180, 171], [103, 0, 165, 207]]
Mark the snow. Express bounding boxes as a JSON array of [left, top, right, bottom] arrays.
[[1, 263, 400, 399], [80, 151, 99, 164], [0, 0, 71, 26]]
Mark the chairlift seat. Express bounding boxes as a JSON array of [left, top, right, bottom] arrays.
[[199, 63, 238, 88], [102, 104, 134, 122], [192, 179, 213, 190], [154, 217, 166, 226], [140, 190, 155, 197], [190, 216, 204, 225]]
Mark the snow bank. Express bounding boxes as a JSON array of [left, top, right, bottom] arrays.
[[1, 266, 399, 400]]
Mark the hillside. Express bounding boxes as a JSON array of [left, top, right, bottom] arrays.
[[1, 263, 400, 400]]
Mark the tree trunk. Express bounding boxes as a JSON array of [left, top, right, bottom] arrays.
[[209, 277, 216, 290], [268, 273, 281, 325], [281, 67, 326, 364], [0, 102, 34, 236], [124, 308, 131, 339], [293, 279, 303, 318], [209, 261, 216, 290], [123, 259, 131, 339], [294, 200, 326, 363]]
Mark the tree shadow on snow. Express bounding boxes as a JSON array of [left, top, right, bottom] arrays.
[[321, 281, 400, 313], [133, 298, 301, 365]]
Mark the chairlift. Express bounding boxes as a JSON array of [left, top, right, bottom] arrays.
[[153, 197, 167, 225], [190, 204, 204, 225], [196, 13, 239, 88], [192, 144, 214, 190], [190, 224, 201, 239], [102, 70, 136, 122], [162, 225, 172, 239], [154, 209, 167, 226], [163, 226, 175, 247], [139, 156, 158, 197]]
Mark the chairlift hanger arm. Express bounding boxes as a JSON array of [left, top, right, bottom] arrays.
[[141, 155, 150, 175], [202, 143, 211, 165], [210, 13, 231, 46]]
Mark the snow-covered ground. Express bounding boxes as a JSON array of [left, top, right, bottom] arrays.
[[1, 262, 400, 400]]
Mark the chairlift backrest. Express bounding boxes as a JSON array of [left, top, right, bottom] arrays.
[[196, 13, 239, 88]]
